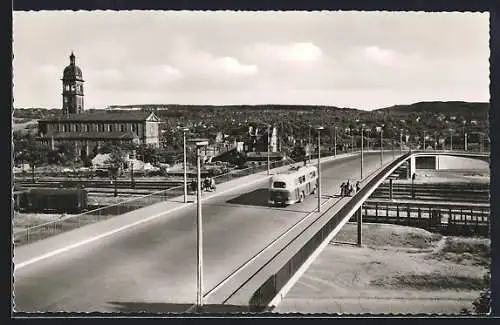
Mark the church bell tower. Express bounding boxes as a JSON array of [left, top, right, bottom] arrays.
[[62, 52, 85, 115]]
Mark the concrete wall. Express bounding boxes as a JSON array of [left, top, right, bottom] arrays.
[[435, 155, 489, 170]]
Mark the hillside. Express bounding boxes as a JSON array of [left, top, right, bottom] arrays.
[[374, 101, 489, 119]]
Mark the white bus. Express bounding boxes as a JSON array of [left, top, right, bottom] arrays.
[[268, 165, 318, 206]]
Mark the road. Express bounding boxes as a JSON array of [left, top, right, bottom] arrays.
[[14, 152, 392, 312]]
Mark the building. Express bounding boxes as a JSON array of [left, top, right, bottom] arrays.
[[62, 52, 85, 115], [244, 125, 278, 153], [38, 52, 161, 157]]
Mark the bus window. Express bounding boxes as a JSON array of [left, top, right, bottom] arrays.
[[273, 181, 286, 188]]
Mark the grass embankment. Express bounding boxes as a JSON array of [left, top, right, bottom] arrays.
[[277, 223, 490, 314]]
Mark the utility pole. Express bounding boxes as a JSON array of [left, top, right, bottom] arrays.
[[423, 131, 426, 151], [316, 126, 324, 212], [360, 127, 364, 180], [380, 128, 383, 165], [334, 126, 337, 157], [267, 125, 271, 175]]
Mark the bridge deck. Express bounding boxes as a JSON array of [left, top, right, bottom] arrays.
[[14, 152, 395, 312]]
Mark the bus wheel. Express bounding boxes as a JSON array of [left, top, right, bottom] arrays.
[[299, 192, 305, 203], [311, 186, 316, 195]]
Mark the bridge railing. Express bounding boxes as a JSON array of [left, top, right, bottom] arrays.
[[11, 149, 420, 247], [12, 155, 304, 246], [247, 152, 412, 310]]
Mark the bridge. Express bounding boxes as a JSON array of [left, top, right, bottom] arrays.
[[13, 150, 489, 313]]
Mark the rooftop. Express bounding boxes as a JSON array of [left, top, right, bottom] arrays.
[[39, 111, 160, 123], [39, 131, 139, 140]]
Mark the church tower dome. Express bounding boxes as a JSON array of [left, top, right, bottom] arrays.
[[62, 52, 85, 115]]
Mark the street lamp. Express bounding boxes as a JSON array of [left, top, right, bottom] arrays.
[[449, 129, 454, 151], [463, 121, 468, 151], [190, 138, 209, 311], [400, 129, 403, 152], [350, 129, 354, 152], [361, 124, 365, 180], [267, 125, 271, 175], [182, 127, 190, 204], [380, 124, 384, 165], [316, 126, 324, 212], [334, 126, 337, 157], [308, 125, 312, 163]]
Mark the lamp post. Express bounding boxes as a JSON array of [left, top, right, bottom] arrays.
[[190, 138, 208, 311], [267, 125, 271, 175], [334, 126, 337, 157], [380, 125, 384, 165], [182, 127, 190, 204], [400, 129, 403, 152], [449, 129, 454, 151], [462, 120, 467, 151], [351, 130, 354, 152], [308, 125, 312, 163], [316, 126, 324, 212], [361, 125, 365, 180]]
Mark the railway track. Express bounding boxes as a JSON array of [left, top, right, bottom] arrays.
[[14, 179, 184, 191], [370, 182, 490, 203]]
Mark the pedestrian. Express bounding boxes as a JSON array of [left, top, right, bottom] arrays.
[[210, 177, 216, 191], [340, 182, 345, 197], [345, 180, 350, 194], [349, 185, 354, 196], [356, 181, 360, 193]]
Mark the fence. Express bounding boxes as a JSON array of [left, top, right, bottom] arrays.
[[246, 152, 412, 310], [358, 200, 489, 236], [371, 183, 490, 203]]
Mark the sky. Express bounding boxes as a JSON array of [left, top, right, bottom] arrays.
[[13, 11, 489, 110]]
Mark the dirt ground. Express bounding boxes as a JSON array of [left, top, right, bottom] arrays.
[[275, 223, 490, 315]]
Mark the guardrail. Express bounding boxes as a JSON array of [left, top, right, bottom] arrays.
[[245, 152, 412, 310], [360, 199, 489, 237]]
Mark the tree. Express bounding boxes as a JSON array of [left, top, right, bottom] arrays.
[[104, 146, 127, 197], [56, 143, 78, 166], [472, 272, 491, 314], [227, 151, 247, 168], [24, 142, 49, 182], [136, 144, 161, 164]]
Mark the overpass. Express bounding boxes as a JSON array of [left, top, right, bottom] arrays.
[[13, 150, 489, 313]]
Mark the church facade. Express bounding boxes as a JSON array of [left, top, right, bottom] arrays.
[[38, 53, 161, 157]]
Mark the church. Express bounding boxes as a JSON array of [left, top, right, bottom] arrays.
[[37, 52, 161, 158]]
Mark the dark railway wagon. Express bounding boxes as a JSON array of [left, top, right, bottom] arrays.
[[18, 188, 88, 213]]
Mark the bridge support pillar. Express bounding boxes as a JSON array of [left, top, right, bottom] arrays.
[[389, 179, 393, 200], [357, 205, 363, 247], [436, 155, 440, 170], [409, 156, 416, 179]]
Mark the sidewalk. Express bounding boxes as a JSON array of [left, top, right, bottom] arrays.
[[14, 169, 271, 267]]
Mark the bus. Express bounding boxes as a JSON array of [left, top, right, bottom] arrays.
[[268, 165, 318, 206]]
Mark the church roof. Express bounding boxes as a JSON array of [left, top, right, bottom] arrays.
[[39, 111, 161, 123], [40, 131, 139, 140], [63, 65, 83, 81], [62, 52, 84, 81]]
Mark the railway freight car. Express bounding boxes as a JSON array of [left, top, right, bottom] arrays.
[[18, 188, 88, 213]]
